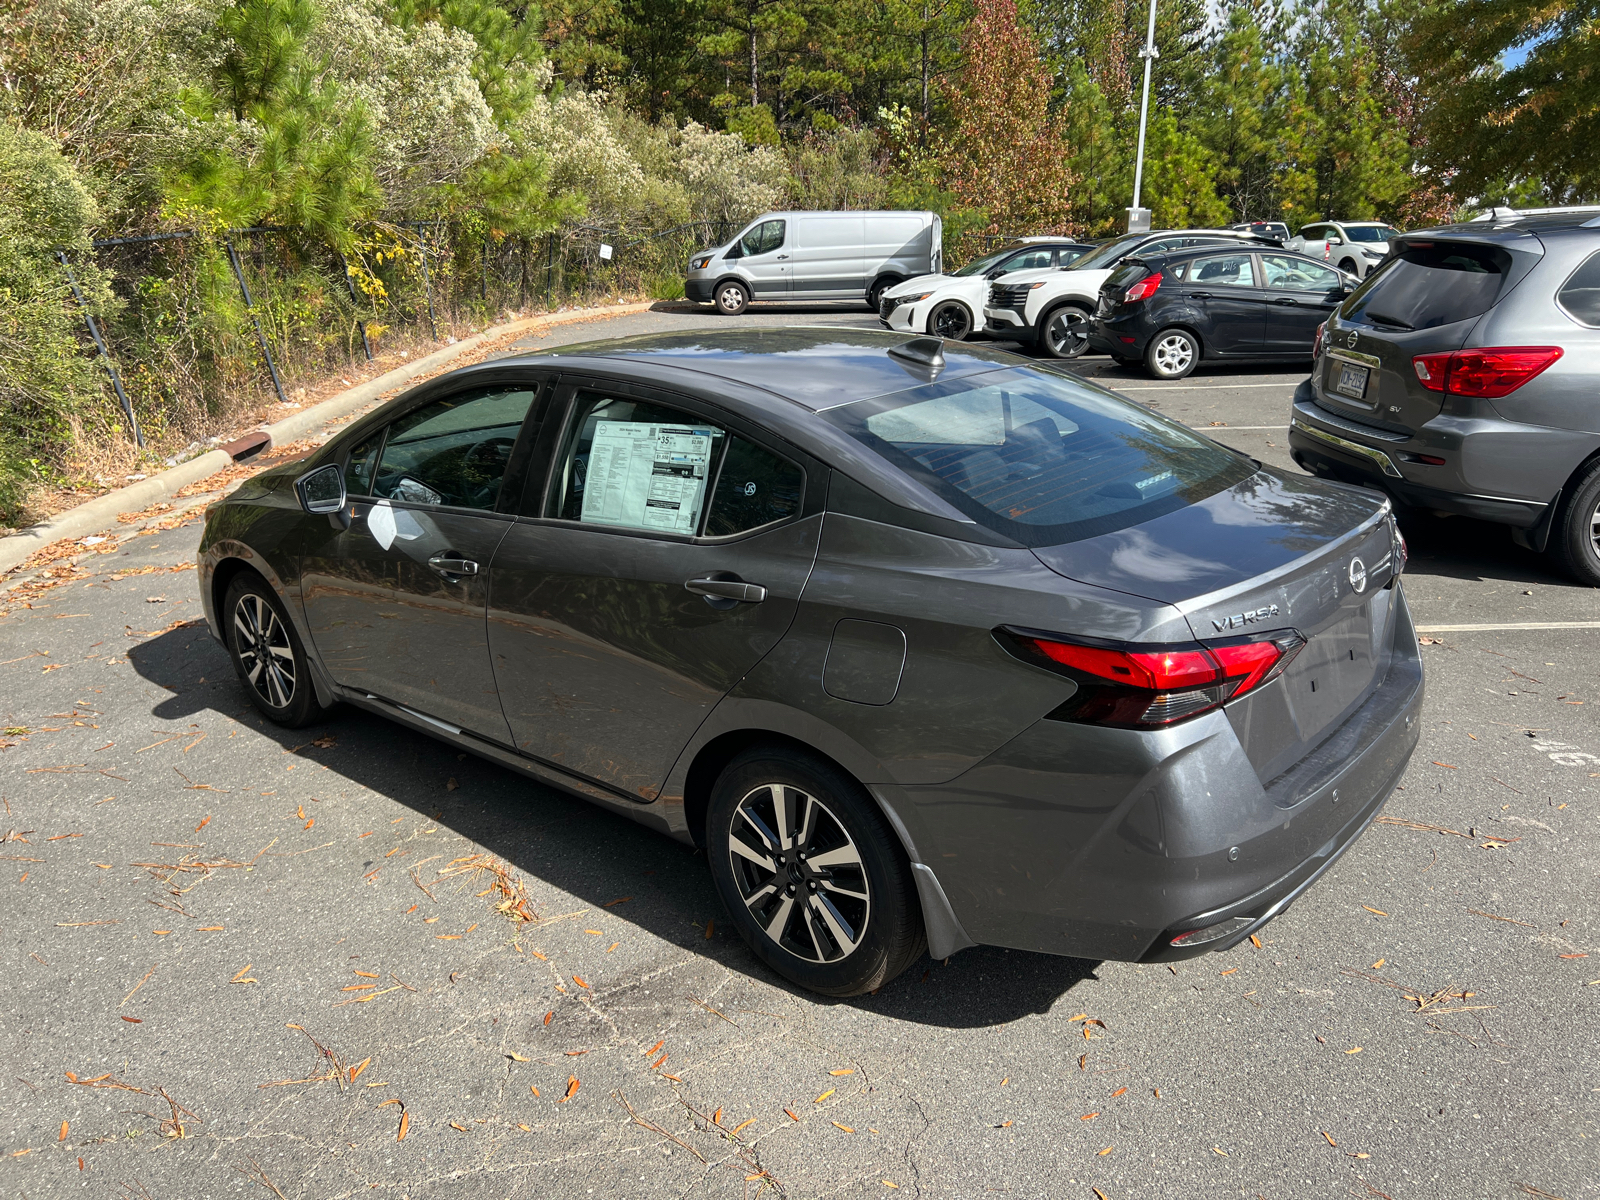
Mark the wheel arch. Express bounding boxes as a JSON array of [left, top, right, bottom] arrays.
[[1151, 322, 1207, 357], [206, 545, 337, 708], [1037, 296, 1093, 331]]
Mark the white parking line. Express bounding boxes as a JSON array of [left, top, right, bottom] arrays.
[[1414, 621, 1600, 632]]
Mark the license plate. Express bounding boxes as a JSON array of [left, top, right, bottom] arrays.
[[1334, 361, 1369, 400]]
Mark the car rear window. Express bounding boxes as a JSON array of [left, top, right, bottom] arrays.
[[1105, 261, 1151, 293], [823, 367, 1256, 546], [1557, 249, 1600, 327], [1344, 241, 1512, 330]]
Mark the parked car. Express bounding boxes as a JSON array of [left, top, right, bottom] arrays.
[[685, 210, 941, 315], [1091, 247, 1357, 379], [1287, 221, 1401, 279], [879, 238, 1096, 339], [983, 228, 1278, 359], [1288, 204, 1600, 583], [201, 328, 1422, 997], [1231, 221, 1290, 243]]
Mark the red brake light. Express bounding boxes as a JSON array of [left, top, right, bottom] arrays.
[[1123, 272, 1163, 303], [1313, 322, 1326, 360], [1411, 347, 1561, 398], [1014, 631, 1306, 729]]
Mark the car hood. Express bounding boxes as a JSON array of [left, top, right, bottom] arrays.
[[886, 273, 951, 297], [1030, 468, 1391, 614]]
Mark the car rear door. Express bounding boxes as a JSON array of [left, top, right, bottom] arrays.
[[794, 215, 865, 299], [486, 378, 821, 799], [1261, 254, 1346, 355], [1182, 251, 1268, 354], [299, 376, 549, 740]]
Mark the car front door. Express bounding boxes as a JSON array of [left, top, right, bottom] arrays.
[[1261, 254, 1346, 356], [299, 378, 547, 740], [732, 219, 790, 300], [1181, 251, 1268, 355], [487, 380, 820, 799]]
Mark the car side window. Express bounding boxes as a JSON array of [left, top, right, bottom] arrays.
[[1261, 254, 1340, 291], [1301, 225, 1325, 241], [555, 390, 726, 535], [738, 220, 785, 257], [1191, 253, 1257, 287], [371, 386, 539, 511], [1006, 249, 1054, 271], [345, 434, 381, 497], [704, 437, 803, 537], [1557, 250, 1600, 327]]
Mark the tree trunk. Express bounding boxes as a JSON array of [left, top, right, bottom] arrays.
[[748, 7, 759, 107], [920, 4, 930, 146]]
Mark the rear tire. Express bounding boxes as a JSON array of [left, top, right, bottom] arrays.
[[1145, 327, 1200, 379], [1040, 304, 1092, 359], [714, 280, 750, 315], [225, 573, 323, 728], [1339, 258, 1360, 278], [868, 277, 899, 312], [706, 746, 924, 996], [928, 300, 974, 340], [1546, 461, 1600, 586]]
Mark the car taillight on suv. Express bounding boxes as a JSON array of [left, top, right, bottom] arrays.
[[1002, 630, 1307, 729], [1123, 272, 1163, 303], [1411, 347, 1563, 398]]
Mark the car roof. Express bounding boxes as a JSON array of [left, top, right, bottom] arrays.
[[1117, 245, 1326, 266], [515, 327, 1025, 413]]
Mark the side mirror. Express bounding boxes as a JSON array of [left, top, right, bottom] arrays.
[[1327, 236, 1343, 246], [295, 463, 346, 515]]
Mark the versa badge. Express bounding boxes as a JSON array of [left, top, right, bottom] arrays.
[[1212, 603, 1282, 632]]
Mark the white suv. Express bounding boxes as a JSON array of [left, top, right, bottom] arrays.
[[879, 239, 1093, 340], [982, 229, 1270, 359], [1286, 221, 1401, 279]]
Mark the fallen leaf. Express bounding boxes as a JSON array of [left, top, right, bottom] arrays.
[[712, 1107, 723, 1125], [1110, 1087, 1128, 1098], [830, 1068, 855, 1076], [1559, 953, 1590, 959], [449, 1122, 467, 1131], [705, 919, 714, 940], [1349, 1152, 1370, 1159], [573, 975, 590, 989], [584, 929, 603, 935], [544, 1011, 554, 1026], [1323, 1131, 1337, 1146], [1212, 1146, 1228, 1155], [565, 1049, 589, 1057], [1081, 1111, 1099, 1120], [1250, 934, 1262, 948], [785, 1108, 799, 1121], [1371, 958, 1386, 969], [194, 815, 211, 832], [831, 1121, 854, 1133], [560, 1076, 580, 1102], [652, 1052, 668, 1069], [1153, 1088, 1161, 1099], [1093, 1190, 1109, 1200], [529, 1085, 540, 1097], [377, 1098, 400, 1108], [1431, 761, 1457, 769], [1000, 1076, 1009, 1086], [604, 896, 631, 907], [1346, 1046, 1363, 1055], [883, 1183, 899, 1190], [1097, 1145, 1113, 1156], [446, 777, 459, 791], [1220, 967, 1238, 976], [120, 1016, 141, 1023], [1362, 906, 1388, 917], [815, 1089, 835, 1103], [397, 1111, 409, 1141], [518, 1123, 531, 1131], [198, 926, 224, 931], [731, 1118, 756, 1135], [353, 969, 378, 979], [349, 1058, 371, 1083], [508, 1052, 530, 1062], [59, 1120, 68, 1141]]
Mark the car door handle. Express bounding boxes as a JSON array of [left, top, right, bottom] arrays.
[[1272, 297, 1300, 306], [685, 578, 767, 603], [428, 554, 479, 578], [776, 254, 790, 260], [1189, 291, 1213, 299]]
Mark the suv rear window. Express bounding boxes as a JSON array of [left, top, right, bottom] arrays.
[[824, 367, 1256, 546], [1558, 250, 1600, 327], [1344, 241, 1512, 330]]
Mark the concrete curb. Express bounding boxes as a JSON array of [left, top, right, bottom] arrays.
[[0, 301, 654, 577]]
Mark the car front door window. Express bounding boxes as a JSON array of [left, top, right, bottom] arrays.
[[738, 220, 785, 258], [372, 387, 539, 511], [1261, 255, 1344, 353], [1262, 255, 1340, 292]]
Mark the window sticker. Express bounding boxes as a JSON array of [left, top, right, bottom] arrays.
[[580, 421, 719, 534], [368, 500, 397, 550]]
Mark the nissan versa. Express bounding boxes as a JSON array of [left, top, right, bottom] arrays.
[[199, 329, 1424, 996]]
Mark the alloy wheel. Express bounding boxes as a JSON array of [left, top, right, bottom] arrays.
[[931, 302, 972, 340], [1152, 333, 1195, 376], [233, 592, 296, 709], [1045, 308, 1089, 357], [727, 783, 870, 963], [1590, 497, 1600, 557]]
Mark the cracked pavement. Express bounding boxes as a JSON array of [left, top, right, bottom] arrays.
[[2, 305, 1598, 1198]]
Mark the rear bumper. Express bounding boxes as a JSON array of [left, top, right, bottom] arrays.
[[1089, 311, 1147, 355], [898, 580, 1424, 963]]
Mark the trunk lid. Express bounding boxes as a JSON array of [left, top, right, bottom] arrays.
[[1031, 469, 1400, 773]]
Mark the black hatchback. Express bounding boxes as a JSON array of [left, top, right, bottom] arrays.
[[1091, 247, 1357, 379]]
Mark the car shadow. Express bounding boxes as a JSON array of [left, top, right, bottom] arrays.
[[129, 627, 1100, 1027], [1395, 510, 1569, 587], [648, 300, 880, 317]]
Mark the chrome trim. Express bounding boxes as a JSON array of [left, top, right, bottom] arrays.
[[1325, 347, 1382, 370], [1291, 416, 1404, 478], [1461, 492, 1547, 510]]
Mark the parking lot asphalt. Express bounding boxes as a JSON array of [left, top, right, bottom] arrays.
[[3, 302, 1597, 1199]]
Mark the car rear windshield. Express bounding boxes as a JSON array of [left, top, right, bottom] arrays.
[[1343, 241, 1512, 330], [823, 367, 1256, 546], [1105, 260, 1154, 293]]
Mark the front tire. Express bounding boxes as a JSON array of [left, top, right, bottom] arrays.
[[928, 300, 974, 340], [1040, 304, 1092, 359], [714, 280, 750, 315], [706, 747, 924, 996], [1339, 258, 1360, 278], [225, 573, 323, 727], [868, 277, 899, 312], [1145, 327, 1200, 379], [1547, 461, 1600, 586]]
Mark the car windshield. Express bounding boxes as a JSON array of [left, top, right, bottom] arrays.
[[1066, 233, 1149, 271], [824, 367, 1256, 546], [1346, 225, 1400, 243], [952, 248, 1018, 277]]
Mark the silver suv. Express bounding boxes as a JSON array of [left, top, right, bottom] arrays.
[[1289, 205, 1600, 583]]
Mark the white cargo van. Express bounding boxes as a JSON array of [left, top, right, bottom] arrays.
[[685, 211, 941, 315]]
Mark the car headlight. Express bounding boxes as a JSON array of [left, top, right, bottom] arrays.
[[901, 291, 933, 303], [690, 255, 712, 271]]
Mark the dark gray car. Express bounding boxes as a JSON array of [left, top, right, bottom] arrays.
[[199, 329, 1423, 996], [1289, 205, 1600, 583]]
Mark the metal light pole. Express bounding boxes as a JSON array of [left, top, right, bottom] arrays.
[[1126, 0, 1159, 234]]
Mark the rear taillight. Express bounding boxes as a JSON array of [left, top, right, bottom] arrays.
[[1005, 630, 1307, 729], [1411, 347, 1563, 398], [1313, 322, 1326, 360], [1123, 272, 1163, 303]]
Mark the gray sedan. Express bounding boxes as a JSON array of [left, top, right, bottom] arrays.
[[198, 329, 1423, 996]]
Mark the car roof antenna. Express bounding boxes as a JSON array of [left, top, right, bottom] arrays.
[[888, 336, 946, 373]]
